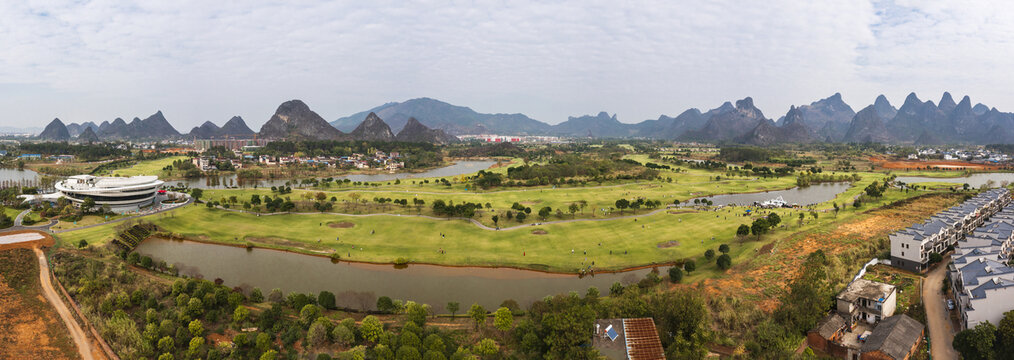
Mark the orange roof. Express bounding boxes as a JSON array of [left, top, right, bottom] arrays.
[[623, 318, 665, 360]]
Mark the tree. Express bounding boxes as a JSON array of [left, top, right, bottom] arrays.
[[615, 199, 629, 214], [447, 302, 460, 320], [405, 301, 430, 327], [716, 254, 732, 270], [187, 337, 205, 358], [704, 249, 715, 261], [736, 224, 750, 238], [260, 350, 278, 360], [767, 213, 781, 227], [233, 305, 250, 324], [538, 206, 552, 220], [515, 211, 527, 223], [318, 291, 336, 310], [468, 303, 487, 330], [833, 202, 840, 217], [158, 336, 175, 353], [81, 197, 96, 212], [396, 346, 421, 360], [360, 315, 384, 343], [998, 310, 1014, 355], [377, 296, 396, 313], [568, 203, 579, 217], [190, 188, 203, 202], [954, 322, 997, 360], [268, 288, 283, 302], [718, 244, 730, 254], [250, 288, 264, 303], [473, 338, 499, 356], [929, 252, 943, 264], [751, 218, 769, 238], [683, 259, 696, 274], [188, 319, 203, 337], [300, 304, 323, 328], [333, 324, 355, 346], [307, 321, 329, 348], [491, 215, 498, 226], [668, 267, 683, 283], [493, 307, 513, 331]]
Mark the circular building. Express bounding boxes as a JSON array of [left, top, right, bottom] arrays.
[[55, 175, 164, 211]]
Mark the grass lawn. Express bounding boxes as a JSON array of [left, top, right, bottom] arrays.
[[50, 214, 123, 231], [110, 156, 188, 177]]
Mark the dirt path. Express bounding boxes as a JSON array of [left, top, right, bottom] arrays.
[[32, 247, 93, 360], [923, 258, 958, 360]]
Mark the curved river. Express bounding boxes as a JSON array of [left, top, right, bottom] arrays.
[[135, 238, 661, 312], [693, 182, 852, 207]]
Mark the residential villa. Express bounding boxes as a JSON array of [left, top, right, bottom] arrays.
[[949, 202, 1014, 330], [890, 188, 1011, 272]]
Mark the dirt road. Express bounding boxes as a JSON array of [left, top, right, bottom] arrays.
[[33, 247, 93, 360], [924, 259, 958, 360]]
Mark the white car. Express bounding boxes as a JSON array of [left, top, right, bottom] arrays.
[[947, 299, 955, 310]]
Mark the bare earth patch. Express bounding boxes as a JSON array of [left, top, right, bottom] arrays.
[[700, 193, 962, 312], [531, 229, 548, 235], [657, 240, 680, 248], [328, 221, 355, 228]]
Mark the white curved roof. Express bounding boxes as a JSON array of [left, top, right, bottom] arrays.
[[58, 175, 163, 191]]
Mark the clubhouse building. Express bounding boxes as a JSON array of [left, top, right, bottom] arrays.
[[23, 175, 165, 212]]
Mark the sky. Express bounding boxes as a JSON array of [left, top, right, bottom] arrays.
[[2, 0, 1014, 130]]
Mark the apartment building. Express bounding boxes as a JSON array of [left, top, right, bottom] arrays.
[[890, 188, 1011, 272]]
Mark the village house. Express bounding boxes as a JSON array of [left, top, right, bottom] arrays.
[[592, 318, 665, 360], [809, 279, 922, 360]]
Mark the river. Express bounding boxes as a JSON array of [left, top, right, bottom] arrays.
[[693, 182, 852, 207], [134, 238, 662, 312]]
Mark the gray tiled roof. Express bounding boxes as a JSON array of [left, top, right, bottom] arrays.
[[860, 315, 924, 359]]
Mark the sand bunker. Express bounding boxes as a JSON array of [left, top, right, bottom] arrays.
[[328, 222, 355, 228]]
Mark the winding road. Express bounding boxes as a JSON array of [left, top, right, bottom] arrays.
[[32, 246, 94, 360], [923, 258, 958, 360]]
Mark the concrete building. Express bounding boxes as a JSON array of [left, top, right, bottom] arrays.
[[837, 279, 898, 327], [891, 188, 1011, 272], [949, 202, 1014, 330], [51, 175, 164, 212]]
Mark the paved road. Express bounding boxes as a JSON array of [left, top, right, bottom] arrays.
[[924, 258, 958, 360], [33, 246, 94, 360], [13, 209, 29, 226]]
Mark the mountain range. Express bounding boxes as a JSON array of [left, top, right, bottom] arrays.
[[40, 92, 1014, 144]]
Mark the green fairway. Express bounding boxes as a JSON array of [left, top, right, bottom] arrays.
[[110, 156, 189, 177], [57, 179, 925, 273]]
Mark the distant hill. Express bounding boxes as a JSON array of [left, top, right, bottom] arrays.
[[740, 106, 817, 145], [843, 105, 891, 143], [66, 121, 99, 137], [187, 116, 255, 139], [83, 111, 181, 140], [681, 97, 769, 142], [331, 98, 551, 135], [39, 118, 71, 141], [395, 117, 458, 144], [348, 112, 395, 141], [780, 93, 855, 141], [77, 127, 99, 143], [259, 100, 345, 140]]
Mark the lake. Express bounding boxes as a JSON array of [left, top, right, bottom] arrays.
[[134, 238, 662, 312], [895, 172, 1014, 188], [693, 182, 852, 207]]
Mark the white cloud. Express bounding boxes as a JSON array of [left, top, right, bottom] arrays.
[[0, 0, 1011, 129]]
